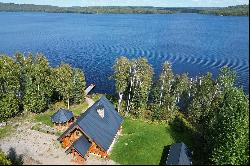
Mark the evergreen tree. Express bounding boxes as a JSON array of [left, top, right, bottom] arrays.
[[72, 68, 86, 104]]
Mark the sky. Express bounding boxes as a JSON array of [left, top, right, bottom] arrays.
[[0, 0, 249, 7]]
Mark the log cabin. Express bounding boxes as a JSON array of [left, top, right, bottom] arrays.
[[58, 96, 123, 164], [51, 108, 74, 130]]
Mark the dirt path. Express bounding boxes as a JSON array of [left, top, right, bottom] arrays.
[[85, 96, 95, 108], [0, 122, 74, 165]]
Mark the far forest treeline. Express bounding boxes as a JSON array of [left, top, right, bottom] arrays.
[[0, 53, 86, 120], [0, 2, 248, 16], [198, 4, 249, 16], [112, 56, 249, 165]]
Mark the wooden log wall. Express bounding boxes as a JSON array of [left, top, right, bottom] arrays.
[[71, 149, 86, 164], [54, 118, 74, 131], [89, 142, 108, 158], [61, 128, 83, 149]]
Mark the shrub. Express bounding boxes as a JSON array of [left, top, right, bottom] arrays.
[[0, 150, 11, 165]]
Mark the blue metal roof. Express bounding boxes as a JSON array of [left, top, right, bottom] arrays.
[[58, 96, 123, 151], [166, 143, 192, 165], [76, 96, 123, 151], [51, 108, 74, 123], [72, 136, 91, 158]]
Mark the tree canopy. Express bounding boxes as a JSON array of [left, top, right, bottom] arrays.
[[0, 53, 86, 120]]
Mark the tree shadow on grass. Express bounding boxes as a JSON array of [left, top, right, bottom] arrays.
[[159, 145, 171, 165], [168, 116, 209, 165], [7, 147, 24, 165]]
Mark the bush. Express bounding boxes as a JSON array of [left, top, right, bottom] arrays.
[[170, 113, 195, 133], [0, 150, 11, 165]]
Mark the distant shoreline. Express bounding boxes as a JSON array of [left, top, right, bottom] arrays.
[[0, 2, 248, 16]]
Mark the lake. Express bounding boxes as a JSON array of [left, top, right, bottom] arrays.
[[0, 12, 249, 94]]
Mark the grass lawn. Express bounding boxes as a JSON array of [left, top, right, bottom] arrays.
[[89, 93, 103, 102], [0, 125, 14, 139], [70, 102, 89, 116], [34, 111, 55, 127], [110, 118, 194, 165]]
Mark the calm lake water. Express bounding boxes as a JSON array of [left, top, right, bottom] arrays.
[[0, 12, 249, 94]]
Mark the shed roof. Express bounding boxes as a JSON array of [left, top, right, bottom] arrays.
[[58, 96, 123, 151], [166, 143, 192, 165], [72, 136, 91, 158], [51, 108, 74, 123]]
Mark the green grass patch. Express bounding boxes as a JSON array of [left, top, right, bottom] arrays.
[[110, 118, 194, 165], [0, 125, 14, 139], [34, 111, 55, 127], [89, 93, 103, 102], [70, 102, 89, 116]]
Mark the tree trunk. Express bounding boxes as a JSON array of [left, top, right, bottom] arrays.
[[118, 92, 123, 113], [67, 98, 70, 109]]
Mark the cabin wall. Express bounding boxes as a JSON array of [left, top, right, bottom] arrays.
[[89, 142, 108, 158], [61, 128, 83, 149], [71, 149, 87, 164], [54, 118, 74, 131]]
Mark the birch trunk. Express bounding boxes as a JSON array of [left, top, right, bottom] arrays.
[[118, 92, 123, 113], [67, 98, 70, 109]]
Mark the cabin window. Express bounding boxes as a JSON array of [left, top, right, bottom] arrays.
[[76, 131, 80, 136]]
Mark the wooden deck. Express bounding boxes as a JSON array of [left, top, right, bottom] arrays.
[[85, 84, 95, 95]]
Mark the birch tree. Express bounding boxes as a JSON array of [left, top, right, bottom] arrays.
[[112, 56, 130, 113], [129, 58, 153, 118]]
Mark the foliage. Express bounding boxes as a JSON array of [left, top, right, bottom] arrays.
[[151, 62, 189, 122], [52, 63, 74, 109], [113, 57, 153, 118], [0, 55, 20, 121], [0, 150, 11, 165], [151, 62, 176, 122], [0, 2, 248, 16], [112, 57, 130, 112], [210, 87, 249, 165], [198, 4, 249, 16], [0, 2, 177, 14], [72, 68, 86, 104], [185, 67, 249, 165], [22, 54, 53, 113], [128, 58, 153, 118], [0, 53, 86, 120]]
